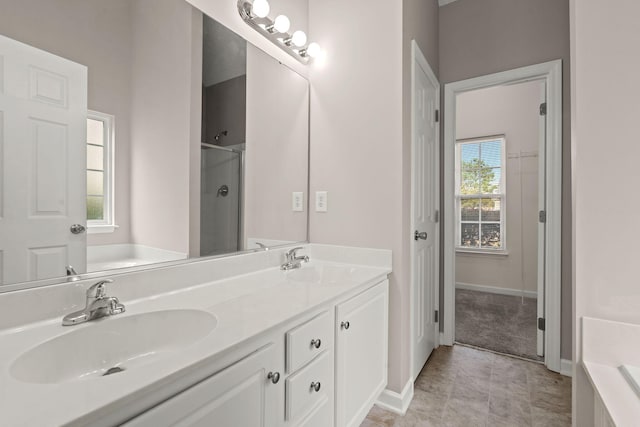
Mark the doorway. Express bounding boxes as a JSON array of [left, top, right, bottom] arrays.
[[453, 81, 543, 361], [442, 61, 563, 372]]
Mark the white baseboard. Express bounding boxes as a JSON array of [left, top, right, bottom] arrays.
[[456, 282, 537, 299], [375, 378, 414, 415], [560, 358, 573, 377]]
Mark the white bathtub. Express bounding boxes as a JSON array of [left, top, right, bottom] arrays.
[[87, 244, 187, 273]]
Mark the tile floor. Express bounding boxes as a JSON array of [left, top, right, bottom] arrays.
[[362, 345, 571, 427]]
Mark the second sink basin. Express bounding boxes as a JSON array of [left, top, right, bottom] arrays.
[[10, 309, 217, 384]]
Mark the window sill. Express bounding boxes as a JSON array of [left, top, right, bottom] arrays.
[[455, 248, 509, 257], [87, 224, 119, 234]]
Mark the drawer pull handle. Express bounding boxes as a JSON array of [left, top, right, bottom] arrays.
[[341, 321, 350, 330], [311, 338, 322, 349], [310, 381, 321, 392], [267, 371, 280, 384]]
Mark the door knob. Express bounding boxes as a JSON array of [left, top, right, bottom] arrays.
[[70, 224, 86, 234], [414, 230, 427, 241]]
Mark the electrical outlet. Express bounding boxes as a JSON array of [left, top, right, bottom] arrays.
[[292, 192, 304, 212], [316, 191, 328, 212]]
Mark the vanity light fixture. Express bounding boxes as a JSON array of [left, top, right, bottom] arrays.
[[270, 15, 290, 33], [237, 0, 322, 65], [251, 0, 270, 18], [300, 42, 321, 59]]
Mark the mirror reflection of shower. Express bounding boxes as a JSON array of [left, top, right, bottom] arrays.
[[200, 15, 246, 257]]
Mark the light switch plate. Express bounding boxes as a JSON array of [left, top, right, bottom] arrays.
[[315, 191, 328, 212], [292, 192, 304, 212]]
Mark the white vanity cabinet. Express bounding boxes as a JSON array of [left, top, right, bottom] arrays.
[[122, 279, 389, 427], [335, 280, 389, 427], [594, 393, 616, 427], [123, 344, 282, 427]]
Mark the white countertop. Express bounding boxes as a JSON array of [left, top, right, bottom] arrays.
[[582, 317, 640, 426], [0, 252, 391, 427]]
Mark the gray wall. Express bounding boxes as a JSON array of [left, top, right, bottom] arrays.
[[439, 0, 572, 360]]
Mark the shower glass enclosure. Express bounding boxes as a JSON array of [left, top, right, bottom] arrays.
[[200, 15, 246, 256], [200, 145, 243, 256]]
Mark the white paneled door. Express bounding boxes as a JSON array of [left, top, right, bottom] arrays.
[[411, 41, 440, 379], [0, 35, 87, 285]]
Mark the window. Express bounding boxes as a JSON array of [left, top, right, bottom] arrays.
[[86, 111, 115, 232], [455, 136, 506, 252]]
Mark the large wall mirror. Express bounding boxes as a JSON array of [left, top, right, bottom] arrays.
[[0, 0, 310, 292]]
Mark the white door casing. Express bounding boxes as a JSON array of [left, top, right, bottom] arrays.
[[442, 60, 563, 373], [0, 35, 87, 286], [410, 40, 440, 380], [537, 83, 547, 357]]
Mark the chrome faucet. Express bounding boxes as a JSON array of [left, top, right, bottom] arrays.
[[62, 279, 125, 326], [281, 247, 309, 271]]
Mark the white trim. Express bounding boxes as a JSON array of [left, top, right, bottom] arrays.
[[443, 60, 563, 374], [456, 248, 509, 256], [87, 110, 115, 229], [375, 378, 414, 415], [409, 40, 441, 381], [87, 224, 119, 234], [560, 359, 573, 377], [456, 282, 537, 299]]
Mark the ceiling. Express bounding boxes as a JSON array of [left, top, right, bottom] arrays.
[[439, 0, 460, 6]]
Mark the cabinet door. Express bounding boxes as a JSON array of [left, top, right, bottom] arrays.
[[335, 280, 389, 427], [124, 344, 281, 427]]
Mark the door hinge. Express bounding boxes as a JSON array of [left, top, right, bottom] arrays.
[[539, 102, 547, 116], [539, 210, 546, 223], [538, 317, 546, 331], [434, 210, 440, 223], [434, 310, 439, 323], [435, 109, 440, 123]]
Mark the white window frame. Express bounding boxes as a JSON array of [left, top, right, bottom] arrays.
[[455, 135, 507, 254], [87, 110, 116, 234]]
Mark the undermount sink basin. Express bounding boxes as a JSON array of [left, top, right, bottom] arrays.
[[10, 309, 217, 384]]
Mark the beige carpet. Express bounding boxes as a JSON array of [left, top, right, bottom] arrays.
[[455, 288, 542, 361]]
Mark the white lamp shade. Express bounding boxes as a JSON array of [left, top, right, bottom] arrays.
[[252, 0, 270, 18], [306, 42, 321, 58], [273, 15, 290, 33], [291, 30, 307, 47]]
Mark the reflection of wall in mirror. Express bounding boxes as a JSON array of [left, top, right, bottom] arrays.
[[455, 81, 542, 294], [245, 45, 309, 246], [0, 0, 201, 279], [0, 0, 135, 249], [129, 0, 202, 258]]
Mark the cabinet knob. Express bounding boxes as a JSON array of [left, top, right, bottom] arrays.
[[310, 381, 321, 392], [310, 338, 322, 349], [341, 321, 350, 330], [267, 371, 280, 384]]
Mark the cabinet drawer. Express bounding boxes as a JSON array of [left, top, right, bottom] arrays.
[[299, 395, 332, 427], [286, 350, 332, 422], [286, 311, 333, 373]]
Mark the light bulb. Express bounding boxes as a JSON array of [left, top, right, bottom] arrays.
[[306, 42, 321, 58], [291, 30, 307, 47], [273, 15, 290, 33], [252, 0, 270, 18]]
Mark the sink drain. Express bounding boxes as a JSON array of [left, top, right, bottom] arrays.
[[102, 366, 126, 376]]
